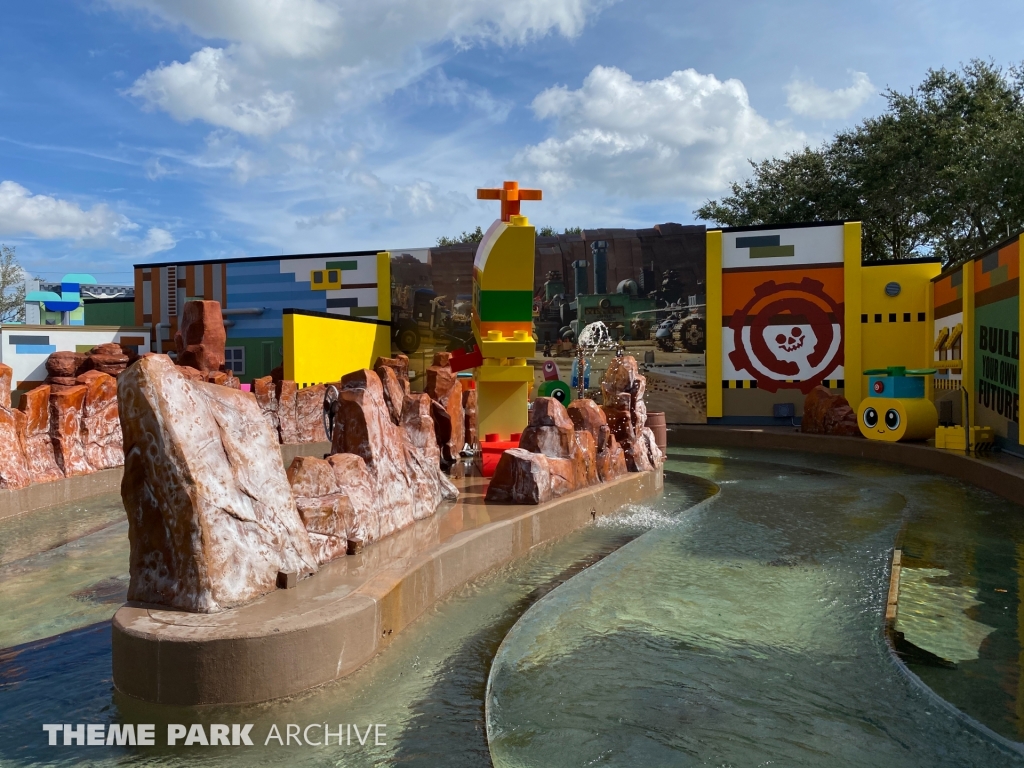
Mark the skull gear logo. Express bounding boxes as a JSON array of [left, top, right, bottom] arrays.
[[728, 277, 844, 394]]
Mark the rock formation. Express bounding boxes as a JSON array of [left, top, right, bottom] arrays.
[[76, 370, 123, 470], [174, 300, 227, 374], [486, 397, 600, 504], [286, 456, 354, 565], [295, 384, 327, 443], [567, 398, 628, 482], [50, 386, 92, 477], [330, 369, 458, 540], [801, 386, 860, 437], [601, 355, 663, 472], [0, 364, 32, 490], [253, 376, 279, 435], [87, 343, 130, 376], [463, 384, 478, 447], [276, 379, 300, 443], [118, 355, 317, 612], [45, 351, 88, 390], [425, 353, 464, 461], [18, 385, 63, 484]]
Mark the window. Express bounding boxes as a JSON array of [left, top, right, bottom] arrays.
[[225, 347, 245, 376]]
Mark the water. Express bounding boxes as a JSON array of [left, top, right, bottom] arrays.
[[486, 448, 1024, 767], [4, 447, 1024, 766], [0, 476, 712, 766]]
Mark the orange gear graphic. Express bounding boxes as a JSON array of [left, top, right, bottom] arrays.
[[727, 277, 844, 394]]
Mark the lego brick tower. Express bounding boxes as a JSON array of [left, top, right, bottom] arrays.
[[472, 181, 542, 446]]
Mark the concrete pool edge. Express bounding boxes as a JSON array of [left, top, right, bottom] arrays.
[[111, 467, 664, 706], [0, 442, 332, 522], [671, 426, 1024, 505]]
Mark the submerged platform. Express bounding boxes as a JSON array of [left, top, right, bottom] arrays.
[[112, 467, 663, 706]]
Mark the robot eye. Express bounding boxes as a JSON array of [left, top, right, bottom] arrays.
[[553, 389, 567, 403], [863, 407, 878, 429], [885, 409, 900, 430]]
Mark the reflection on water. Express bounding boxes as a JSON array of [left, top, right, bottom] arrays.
[[0, 477, 711, 767], [487, 449, 1024, 767]]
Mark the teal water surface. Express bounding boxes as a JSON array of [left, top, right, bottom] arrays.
[[486, 447, 1024, 767]]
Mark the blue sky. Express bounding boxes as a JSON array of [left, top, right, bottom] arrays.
[[1, 0, 1022, 284]]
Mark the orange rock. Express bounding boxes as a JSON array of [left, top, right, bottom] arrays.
[[485, 448, 553, 504], [601, 355, 663, 472], [295, 384, 327, 442], [425, 359, 464, 460], [376, 365, 406, 425], [45, 351, 88, 379], [801, 385, 860, 436], [0, 363, 31, 490], [206, 371, 229, 386], [374, 355, 410, 388], [462, 386, 478, 447], [76, 370, 123, 470], [276, 380, 300, 443], [174, 300, 227, 374], [18, 385, 62, 483], [118, 355, 317, 612], [294, 494, 352, 565], [331, 369, 457, 540], [519, 397, 574, 458], [49, 386, 91, 477], [326, 452, 378, 544], [253, 376, 279, 435]]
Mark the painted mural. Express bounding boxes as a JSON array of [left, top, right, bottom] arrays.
[[718, 223, 846, 421], [973, 238, 1020, 443], [932, 269, 964, 391]]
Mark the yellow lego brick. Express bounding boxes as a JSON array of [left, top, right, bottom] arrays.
[[474, 221, 535, 292], [479, 329, 536, 358], [475, 362, 534, 383]]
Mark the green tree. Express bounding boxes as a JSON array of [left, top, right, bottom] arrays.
[[696, 60, 1024, 266], [0, 245, 25, 323], [436, 226, 484, 247]]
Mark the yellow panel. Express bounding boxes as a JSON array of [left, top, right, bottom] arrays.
[[859, 259, 941, 391], [843, 222, 863, 408], [962, 262, 975, 414], [284, 312, 391, 385], [310, 269, 342, 291], [478, 381, 530, 439], [475, 362, 535, 383], [474, 220, 536, 292], [705, 230, 723, 418]]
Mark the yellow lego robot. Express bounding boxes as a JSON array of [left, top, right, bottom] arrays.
[[857, 367, 938, 442]]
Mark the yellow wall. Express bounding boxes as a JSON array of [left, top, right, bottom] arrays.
[[706, 230, 723, 418], [859, 261, 942, 383], [843, 223, 864, 407], [283, 311, 391, 387]]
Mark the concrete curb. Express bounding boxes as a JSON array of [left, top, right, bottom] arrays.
[[111, 467, 664, 706]]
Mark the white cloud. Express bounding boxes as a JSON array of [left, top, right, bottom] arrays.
[[117, 0, 612, 135], [516, 66, 807, 199], [786, 71, 875, 120], [0, 180, 133, 240], [295, 206, 347, 229], [0, 180, 175, 256], [127, 47, 296, 136], [137, 227, 177, 255]]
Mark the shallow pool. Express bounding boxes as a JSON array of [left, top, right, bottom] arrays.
[[487, 448, 1024, 767], [2, 446, 1024, 766]]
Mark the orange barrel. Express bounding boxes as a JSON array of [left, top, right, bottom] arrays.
[[647, 411, 667, 452]]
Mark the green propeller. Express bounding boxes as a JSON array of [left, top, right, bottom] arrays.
[[863, 366, 937, 377]]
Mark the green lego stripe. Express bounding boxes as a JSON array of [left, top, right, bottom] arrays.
[[478, 290, 534, 321], [325, 260, 359, 270], [350, 306, 378, 317], [748, 245, 795, 258]]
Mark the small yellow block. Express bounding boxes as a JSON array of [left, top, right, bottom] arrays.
[[479, 334, 536, 359], [475, 364, 535, 383]]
